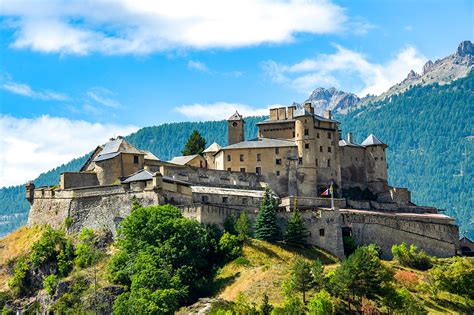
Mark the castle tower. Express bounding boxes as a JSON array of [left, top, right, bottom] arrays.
[[362, 134, 388, 193], [227, 111, 245, 145], [294, 103, 318, 197]]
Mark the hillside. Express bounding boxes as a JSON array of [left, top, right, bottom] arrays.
[[338, 71, 473, 238]]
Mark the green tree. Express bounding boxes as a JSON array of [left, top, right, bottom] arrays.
[[392, 242, 432, 270], [310, 259, 325, 291], [429, 257, 474, 299], [181, 129, 206, 155], [74, 228, 103, 268], [43, 274, 59, 297], [219, 232, 242, 262], [254, 187, 279, 242], [259, 293, 273, 315], [223, 214, 237, 235], [284, 210, 307, 246], [236, 211, 252, 242], [289, 256, 312, 304], [307, 289, 334, 315]]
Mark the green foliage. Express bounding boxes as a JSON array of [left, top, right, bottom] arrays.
[[1, 306, 13, 315], [43, 274, 59, 297], [235, 211, 252, 242], [254, 187, 279, 242], [109, 204, 231, 313], [50, 276, 89, 313], [288, 256, 312, 304], [64, 217, 73, 229], [342, 236, 357, 256], [74, 228, 103, 268], [219, 232, 242, 262], [429, 257, 474, 299], [259, 293, 273, 315], [223, 214, 237, 235], [234, 292, 258, 314], [332, 245, 394, 302], [392, 242, 433, 270], [284, 210, 307, 246], [307, 289, 334, 315], [182, 129, 206, 156], [310, 259, 325, 292], [281, 296, 305, 315], [7, 258, 30, 297], [30, 226, 74, 277], [395, 288, 427, 314]]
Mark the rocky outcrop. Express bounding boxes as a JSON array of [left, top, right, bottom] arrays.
[[304, 87, 361, 114]]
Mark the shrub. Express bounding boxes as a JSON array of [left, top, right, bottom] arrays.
[[429, 257, 474, 299], [74, 229, 103, 268], [392, 243, 432, 270], [64, 217, 73, 229], [307, 289, 334, 315], [235, 212, 252, 242], [7, 259, 30, 297], [223, 215, 237, 235], [43, 274, 59, 297], [219, 232, 242, 262], [394, 270, 420, 291], [259, 293, 273, 315]]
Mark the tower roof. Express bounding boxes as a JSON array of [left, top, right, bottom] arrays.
[[203, 142, 222, 153], [361, 134, 387, 147], [228, 111, 244, 121]]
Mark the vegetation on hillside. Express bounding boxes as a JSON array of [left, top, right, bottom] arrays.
[[181, 129, 206, 155]]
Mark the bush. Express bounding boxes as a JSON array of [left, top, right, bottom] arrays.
[[307, 289, 334, 315], [429, 257, 474, 299], [223, 215, 237, 235], [235, 212, 252, 242], [394, 270, 420, 291], [392, 243, 432, 270], [219, 232, 242, 262], [7, 259, 30, 297], [64, 217, 73, 229], [74, 228, 103, 268], [43, 274, 59, 297]]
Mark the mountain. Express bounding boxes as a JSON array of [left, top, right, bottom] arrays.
[[303, 87, 361, 114]]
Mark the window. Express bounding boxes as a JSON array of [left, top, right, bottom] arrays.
[[256, 167, 262, 175], [232, 122, 238, 127], [304, 129, 309, 136], [292, 131, 295, 137], [298, 157, 303, 165], [275, 147, 280, 154], [242, 198, 248, 205], [355, 157, 358, 161], [316, 132, 320, 139], [276, 159, 282, 165], [200, 161, 203, 168], [320, 146, 323, 152], [327, 159, 331, 167], [305, 143, 310, 149], [227, 155, 231, 161], [133, 155, 139, 164], [328, 147, 331, 153], [328, 132, 331, 139], [240, 167, 246, 173], [319, 229, 325, 237], [276, 171, 280, 176], [257, 153, 261, 161], [240, 154, 244, 162], [375, 157, 378, 161], [227, 168, 232, 171], [316, 158, 318, 166], [222, 197, 228, 203], [202, 195, 209, 203], [381, 157, 384, 161]]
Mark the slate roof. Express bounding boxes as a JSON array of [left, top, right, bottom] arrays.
[[192, 186, 265, 198], [121, 169, 153, 183], [92, 137, 143, 163], [168, 155, 200, 165], [203, 142, 222, 153], [256, 106, 339, 125], [222, 138, 296, 150], [141, 150, 160, 161], [361, 134, 386, 147], [228, 111, 244, 121], [339, 140, 364, 147]]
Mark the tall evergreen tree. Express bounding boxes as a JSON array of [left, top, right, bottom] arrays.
[[284, 208, 307, 246], [235, 211, 252, 242], [181, 130, 206, 155], [259, 293, 273, 315], [254, 187, 279, 242], [289, 256, 312, 304]]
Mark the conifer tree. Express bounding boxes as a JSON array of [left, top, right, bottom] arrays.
[[259, 293, 273, 315], [284, 208, 307, 246], [235, 211, 252, 242], [181, 130, 206, 155], [254, 187, 279, 242], [289, 256, 312, 304]]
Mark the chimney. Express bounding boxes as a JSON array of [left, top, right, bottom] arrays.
[[323, 110, 332, 120], [347, 132, 353, 143], [269, 108, 278, 120], [287, 106, 296, 119], [304, 102, 314, 115], [277, 107, 286, 120], [26, 181, 35, 204]]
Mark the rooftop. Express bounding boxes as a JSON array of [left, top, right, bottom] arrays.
[[222, 137, 296, 150], [361, 134, 387, 147], [228, 111, 244, 121], [203, 142, 222, 153], [339, 140, 364, 147], [92, 137, 143, 163], [168, 154, 200, 165]]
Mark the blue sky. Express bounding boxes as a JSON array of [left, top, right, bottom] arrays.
[[0, 0, 473, 186]]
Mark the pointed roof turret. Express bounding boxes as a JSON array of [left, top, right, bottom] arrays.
[[228, 111, 244, 121], [203, 142, 222, 153], [361, 134, 387, 147]]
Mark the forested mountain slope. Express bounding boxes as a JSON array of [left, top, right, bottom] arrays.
[[338, 71, 473, 238], [1, 74, 472, 238]]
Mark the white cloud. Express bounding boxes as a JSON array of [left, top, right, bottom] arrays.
[[262, 44, 427, 96], [187, 60, 209, 72], [86, 87, 121, 108], [2, 78, 69, 101], [0, 115, 138, 187], [175, 102, 272, 120], [0, 0, 359, 55]]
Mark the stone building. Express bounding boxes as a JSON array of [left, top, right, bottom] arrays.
[[26, 104, 461, 259]]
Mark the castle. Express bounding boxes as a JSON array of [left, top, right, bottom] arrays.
[[26, 103, 460, 259]]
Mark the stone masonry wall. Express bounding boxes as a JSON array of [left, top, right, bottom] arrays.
[[60, 172, 99, 189]]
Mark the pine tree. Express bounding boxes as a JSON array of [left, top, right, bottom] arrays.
[[181, 130, 206, 155], [259, 293, 273, 315], [236, 211, 252, 242], [254, 187, 279, 242], [289, 256, 312, 304], [284, 209, 307, 246], [310, 259, 325, 291]]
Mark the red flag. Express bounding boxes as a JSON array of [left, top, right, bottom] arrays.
[[321, 188, 330, 196]]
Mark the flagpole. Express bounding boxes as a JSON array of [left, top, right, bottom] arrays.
[[330, 182, 334, 210]]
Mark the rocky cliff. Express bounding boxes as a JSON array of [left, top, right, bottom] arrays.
[[303, 87, 361, 114]]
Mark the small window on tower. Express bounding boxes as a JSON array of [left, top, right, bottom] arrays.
[[320, 146, 323, 152], [276, 159, 282, 165], [327, 159, 331, 167], [232, 122, 238, 127], [227, 155, 231, 161], [316, 158, 318, 166], [328, 132, 331, 139], [227, 168, 232, 171], [319, 229, 325, 236], [317, 133, 320, 139], [256, 167, 262, 175], [276, 170, 280, 176], [275, 147, 280, 154], [298, 157, 303, 165], [240, 154, 244, 162], [240, 167, 246, 173], [292, 131, 295, 137], [222, 197, 228, 203], [304, 129, 309, 136], [328, 147, 332, 153], [257, 153, 261, 161], [305, 143, 310, 149], [133, 155, 139, 164]]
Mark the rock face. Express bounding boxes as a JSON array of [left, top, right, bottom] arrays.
[[304, 87, 361, 114]]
